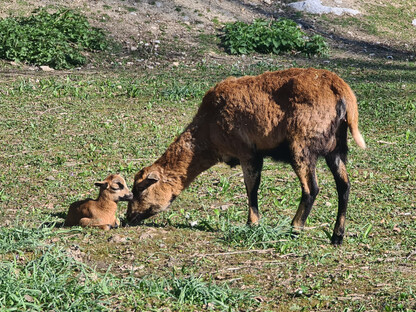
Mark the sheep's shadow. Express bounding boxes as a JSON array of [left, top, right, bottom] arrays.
[[121, 218, 218, 232], [42, 212, 67, 228]]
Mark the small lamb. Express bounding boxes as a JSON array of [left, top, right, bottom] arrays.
[[65, 174, 133, 230]]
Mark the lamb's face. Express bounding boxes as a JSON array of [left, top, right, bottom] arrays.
[[95, 174, 133, 202], [126, 166, 175, 224]]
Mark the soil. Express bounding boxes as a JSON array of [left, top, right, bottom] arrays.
[[0, 0, 285, 49], [0, 0, 413, 68]]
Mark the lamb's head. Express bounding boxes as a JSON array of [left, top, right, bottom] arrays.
[[127, 165, 177, 224], [95, 174, 133, 203]]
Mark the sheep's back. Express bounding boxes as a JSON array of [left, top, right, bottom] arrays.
[[197, 68, 355, 153]]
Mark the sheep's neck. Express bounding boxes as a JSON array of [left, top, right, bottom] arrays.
[[155, 126, 217, 192]]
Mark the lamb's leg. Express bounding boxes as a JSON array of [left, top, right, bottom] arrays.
[[241, 156, 264, 225], [325, 152, 350, 245], [291, 153, 319, 232], [79, 217, 94, 227], [79, 218, 111, 231]]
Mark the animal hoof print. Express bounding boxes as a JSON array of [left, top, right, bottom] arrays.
[[331, 234, 344, 246]]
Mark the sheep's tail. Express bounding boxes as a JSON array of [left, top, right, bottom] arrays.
[[343, 96, 366, 149]]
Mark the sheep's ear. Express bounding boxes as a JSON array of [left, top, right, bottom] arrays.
[[94, 182, 108, 189], [137, 171, 160, 191], [147, 171, 160, 182]]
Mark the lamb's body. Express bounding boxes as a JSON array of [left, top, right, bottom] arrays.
[[65, 174, 133, 230], [128, 68, 365, 244]]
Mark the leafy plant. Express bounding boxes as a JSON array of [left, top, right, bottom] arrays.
[[0, 248, 113, 311], [220, 18, 329, 57], [130, 274, 258, 310], [222, 218, 293, 249], [0, 8, 109, 69], [0, 224, 76, 254]]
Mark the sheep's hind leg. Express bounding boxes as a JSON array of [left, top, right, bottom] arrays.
[[291, 153, 319, 233], [241, 155, 264, 225], [325, 152, 350, 245]]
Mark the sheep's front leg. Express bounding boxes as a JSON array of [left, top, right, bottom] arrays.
[[291, 156, 319, 232], [326, 152, 350, 245], [241, 156, 264, 225]]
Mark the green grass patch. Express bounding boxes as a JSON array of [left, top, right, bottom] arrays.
[[0, 248, 114, 311], [128, 274, 258, 311], [222, 218, 293, 250], [0, 54, 415, 311], [0, 224, 76, 254], [0, 226, 257, 311]]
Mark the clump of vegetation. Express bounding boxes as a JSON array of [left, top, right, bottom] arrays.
[[222, 218, 293, 249], [131, 274, 258, 310], [0, 8, 109, 69], [220, 18, 329, 57], [0, 225, 258, 311]]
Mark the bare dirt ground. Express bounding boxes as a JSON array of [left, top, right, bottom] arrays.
[[2, 0, 411, 68]]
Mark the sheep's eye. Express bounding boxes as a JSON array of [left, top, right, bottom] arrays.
[[136, 186, 145, 193], [117, 182, 124, 190]]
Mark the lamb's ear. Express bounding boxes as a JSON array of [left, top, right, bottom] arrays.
[[94, 182, 108, 189]]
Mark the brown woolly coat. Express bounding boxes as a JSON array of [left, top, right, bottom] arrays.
[[128, 68, 365, 244]]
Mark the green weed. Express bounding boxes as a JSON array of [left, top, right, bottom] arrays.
[[220, 18, 329, 56], [0, 226, 257, 311], [128, 274, 258, 311], [0, 8, 108, 69], [0, 224, 77, 254], [222, 218, 293, 249]]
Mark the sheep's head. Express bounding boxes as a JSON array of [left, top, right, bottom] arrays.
[[126, 166, 176, 224]]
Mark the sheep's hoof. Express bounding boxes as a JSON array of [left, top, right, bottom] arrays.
[[331, 234, 344, 246], [246, 219, 259, 227], [247, 210, 260, 226], [290, 224, 303, 235]]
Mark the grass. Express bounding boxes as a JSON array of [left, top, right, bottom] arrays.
[[0, 226, 257, 311], [1, 1, 416, 311], [316, 0, 416, 51], [1, 59, 414, 311]]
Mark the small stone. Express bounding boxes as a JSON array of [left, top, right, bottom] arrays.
[[24, 294, 34, 303], [39, 65, 54, 71], [108, 234, 127, 243]]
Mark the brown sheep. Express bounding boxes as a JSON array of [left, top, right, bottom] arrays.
[[127, 68, 366, 245], [65, 174, 133, 230]]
